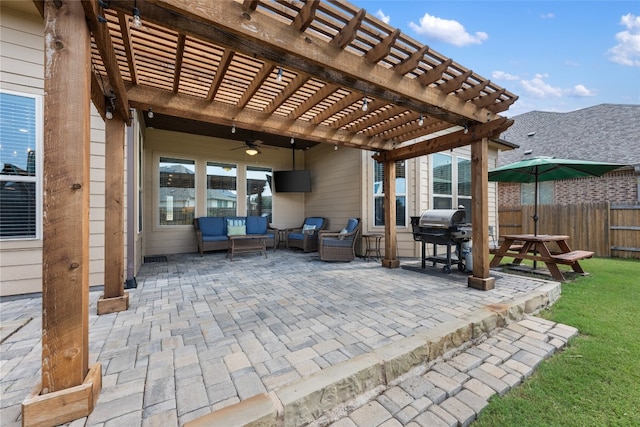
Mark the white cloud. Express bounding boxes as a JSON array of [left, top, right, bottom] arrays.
[[409, 13, 488, 46], [607, 13, 640, 67], [375, 9, 391, 24], [520, 74, 596, 99], [520, 73, 563, 98], [540, 13, 555, 19], [569, 84, 596, 97], [492, 71, 519, 81]]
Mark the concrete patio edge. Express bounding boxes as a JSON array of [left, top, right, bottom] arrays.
[[184, 281, 561, 427]]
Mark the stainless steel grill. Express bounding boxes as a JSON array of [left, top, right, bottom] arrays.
[[411, 207, 471, 274]]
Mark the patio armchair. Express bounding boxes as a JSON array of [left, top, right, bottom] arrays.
[[285, 217, 327, 252], [318, 218, 361, 262]]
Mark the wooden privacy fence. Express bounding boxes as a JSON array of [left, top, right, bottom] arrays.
[[497, 203, 640, 259]]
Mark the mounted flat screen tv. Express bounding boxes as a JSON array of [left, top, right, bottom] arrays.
[[274, 170, 312, 192]]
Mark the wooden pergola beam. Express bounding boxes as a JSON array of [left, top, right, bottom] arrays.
[[81, 0, 131, 125], [126, 83, 392, 150], [393, 45, 429, 76], [117, 10, 138, 84], [457, 79, 490, 101], [365, 29, 400, 64], [418, 59, 452, 86], [172, 34, 186, 93], [311, 90, 360, 125], [373, 117, 513, 162], [135, 0, 497, 126], [330, 7, 366, 49], [264, 73, 309, 115], [206, 49, 233, 102], [355, 105, 408, 134], [287, 83, 340, 120], [97, 118, 129, 315], [437, 69, 472, 94], [23, 1, 102, 425], [291, 0, 319, 32], [238, 62, 276, 108]]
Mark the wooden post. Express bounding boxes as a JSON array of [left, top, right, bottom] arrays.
[[22, 1, 101, 425], [382, 159, 400, 268], [468, 137, 495, 290], [97, 118, 129, 315]]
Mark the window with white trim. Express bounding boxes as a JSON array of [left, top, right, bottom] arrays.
[[158, 157, 195, 225], [246, 166, 273, 223], [373, 160, 406, 227], [0, 91, 42, 239], [207, 162, 237, 217], [432, 152, 472, 219]]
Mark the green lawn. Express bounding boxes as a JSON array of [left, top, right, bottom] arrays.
[[474, 257, 640, 427]]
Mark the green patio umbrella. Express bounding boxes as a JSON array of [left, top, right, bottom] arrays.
[[489, 156, 623, 236]]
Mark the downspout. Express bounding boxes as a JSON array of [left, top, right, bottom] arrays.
[[125, 120, 137, 289]]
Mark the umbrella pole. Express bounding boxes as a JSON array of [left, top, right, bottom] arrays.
[[533, 171, 539, 269]]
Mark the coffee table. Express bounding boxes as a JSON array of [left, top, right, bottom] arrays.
[[227, 235, 268, 261]]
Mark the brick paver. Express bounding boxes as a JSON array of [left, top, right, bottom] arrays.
[[0, 250, 566, 426]]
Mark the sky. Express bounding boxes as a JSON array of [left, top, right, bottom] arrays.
[[351, 1, 640, 117]]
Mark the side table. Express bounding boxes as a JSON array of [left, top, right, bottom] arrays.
[[362, 234, 383, 261]]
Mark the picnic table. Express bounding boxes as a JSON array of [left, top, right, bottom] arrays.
[[490, 234, 594, 282]]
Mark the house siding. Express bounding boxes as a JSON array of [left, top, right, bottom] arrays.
[[0, 5, 119, 296]]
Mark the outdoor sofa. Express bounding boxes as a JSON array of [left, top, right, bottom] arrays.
[[194, 216, 277, 256]]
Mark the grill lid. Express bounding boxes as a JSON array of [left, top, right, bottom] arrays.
[[417, 207, 466, 228]]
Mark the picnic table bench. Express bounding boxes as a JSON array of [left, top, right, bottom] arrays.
[[490, 234, 593, 282]]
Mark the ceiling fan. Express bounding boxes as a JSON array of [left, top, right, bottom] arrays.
[[230, 134, 276, 156]]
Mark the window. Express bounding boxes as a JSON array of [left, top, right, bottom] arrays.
[[246, 166, 273, 222], [158, 157, 195, 225], [0, 91, 41, 239], [373, 160, 406, 227], [432, 152, 472, 219], [432, 153, 452, 209], [207, 162, 237, 217], [522, 181, 554, 205], [457, 157, 472, 217]]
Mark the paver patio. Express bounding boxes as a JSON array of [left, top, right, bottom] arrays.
[[1, 250, 562, 426]]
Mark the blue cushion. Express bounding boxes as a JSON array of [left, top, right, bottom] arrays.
[[198, 217, 225, 236], [345, 218, 359, 233], [304, 217, 324, 230], [202, 235, 229, 242], [288, 232, 304, 241], [246, 216, 268, 234]]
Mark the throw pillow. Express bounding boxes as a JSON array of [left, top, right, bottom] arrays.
[[227, 218, 247, 236], [302, 224, 316, 233], [339, 228, 348, 240], [227, 225, 246, 236]]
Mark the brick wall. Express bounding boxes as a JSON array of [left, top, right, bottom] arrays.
[[498, 169, 638, 207]]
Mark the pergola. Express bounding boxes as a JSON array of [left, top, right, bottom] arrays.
[[25, 0, 517, 425]]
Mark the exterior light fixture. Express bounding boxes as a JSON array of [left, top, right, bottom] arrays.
[[334, 144, 338, 151], [231, 123, 236, 134], [362, 96, 368, 112], [418, 115, 424, 126], [147, 107, 154, 118], [464, 124, 469, 134], [105, 106, 114, 120], [132, 2, 142, 28], [290, 135, 295, 145], [245, 147, 259, 156], [276, 67, 283, 83]]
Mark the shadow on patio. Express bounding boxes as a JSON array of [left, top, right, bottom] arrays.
[[0, 250, 560, 426]]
